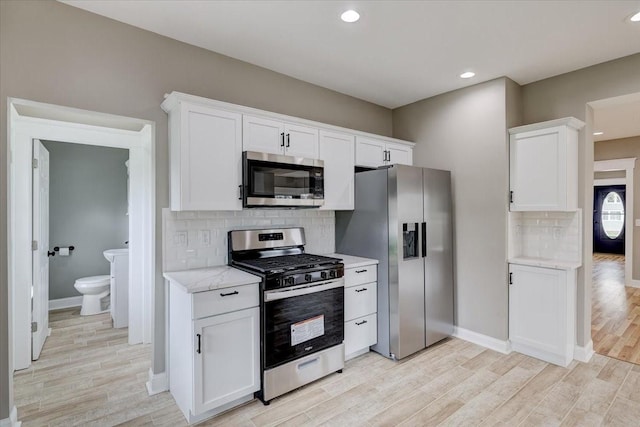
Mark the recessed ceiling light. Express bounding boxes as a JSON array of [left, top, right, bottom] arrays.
[[630, 11, 640, 22], [341, 10, 360, 23], [460, 71, 475, 79], [593, 131, 604, 136]]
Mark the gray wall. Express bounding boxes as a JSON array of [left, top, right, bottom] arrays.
[[0, 0, 393, 418], [594, 136, 640, 278], [521, 53, 640, 348], [43, 141, 129, 300], [392, 78, 514, 341]]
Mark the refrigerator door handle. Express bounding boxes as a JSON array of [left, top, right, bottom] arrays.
[[421, 222, 427, 258]]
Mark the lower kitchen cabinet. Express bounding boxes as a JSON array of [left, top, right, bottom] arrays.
[[168, 281, 260, 424], [339, 258, 378, 360], [509, 263, 576, 367]]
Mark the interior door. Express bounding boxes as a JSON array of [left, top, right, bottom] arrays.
[[32, 139, 50, 360], [593, 185, 625, 254]]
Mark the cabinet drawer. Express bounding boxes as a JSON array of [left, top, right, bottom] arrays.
[[344, 283, 377, 322], [193, 283, 259, 319], [344, 314, 377, 357], [344, 265, 377, 287]]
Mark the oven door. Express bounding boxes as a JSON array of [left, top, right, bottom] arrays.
[[263, 279, 344, 370], [243, 151, 324, 207]]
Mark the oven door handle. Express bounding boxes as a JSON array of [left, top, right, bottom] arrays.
[[264, 279, 344, 301]]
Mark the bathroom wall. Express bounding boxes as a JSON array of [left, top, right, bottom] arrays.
[[163, 209, 335, 272], [43, 141, 129, 301]]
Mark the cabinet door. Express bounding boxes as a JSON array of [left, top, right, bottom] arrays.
[[193, 307, 260, 414], [355, 137, 386, 168], [178, 104, 242, 210], [319, 130, 355, 210], [386, 142, 413, 166], [243, 115, 285, 155], [284, 123, 319, 158], [510, 126, 567, 211], [509, 264, 571, 365], [344, 313, 377, 358]]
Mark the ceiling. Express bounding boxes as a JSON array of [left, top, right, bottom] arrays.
[[61, 0, 640, 109], [592, 93, 640, 142]]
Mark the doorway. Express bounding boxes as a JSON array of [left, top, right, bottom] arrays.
[[8, 98, 155, 374], [593, 185, 626, 255]]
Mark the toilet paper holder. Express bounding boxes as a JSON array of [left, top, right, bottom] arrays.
[[50, 245, 75, 257]]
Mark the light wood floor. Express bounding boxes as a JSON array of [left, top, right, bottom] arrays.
[[14, 308, 640, 426], [592, 253, 640, 364]]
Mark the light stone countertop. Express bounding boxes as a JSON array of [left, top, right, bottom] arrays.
[[324, 253, 379, 269], [163, 266, 261, 293], [508, 257, 582, 271]]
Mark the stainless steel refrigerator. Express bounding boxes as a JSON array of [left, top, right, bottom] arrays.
[[336, 165, 454, 360]]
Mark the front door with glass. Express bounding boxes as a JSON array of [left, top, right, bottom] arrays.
[[593, 185, 625, 254]]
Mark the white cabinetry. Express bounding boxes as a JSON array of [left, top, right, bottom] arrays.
[[164, 101, 243, 211], [342, 260, 378, 360], [509, 263, 576, 367], [168, 281, 260, 424], [509, 117, 584, 211], [107, 251, 128, 329], [243, 115, 319, 159], [319, 130, 355, 210], [355, 136, 413, 168]]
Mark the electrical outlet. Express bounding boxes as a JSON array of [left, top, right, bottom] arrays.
[[174, 231, 188, 247]]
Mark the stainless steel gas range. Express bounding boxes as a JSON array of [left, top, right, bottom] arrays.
[[228, 227, 345, 404]]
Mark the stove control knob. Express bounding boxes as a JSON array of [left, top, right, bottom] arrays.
[[286, 277, 295, 286], [329, 270, 336, 278], [321, 271, 328, 279], [305, 274, 312, 282]]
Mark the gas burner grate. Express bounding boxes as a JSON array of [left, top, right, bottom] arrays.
[[234, 253, 340, 273]]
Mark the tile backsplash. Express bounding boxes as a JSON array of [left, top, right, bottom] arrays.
[[508, 210, 582, 262], [163, 209, 335, 272]]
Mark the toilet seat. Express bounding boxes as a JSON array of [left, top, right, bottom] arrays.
[[75, 275, 110, 286], [74, 275, 110, 315]]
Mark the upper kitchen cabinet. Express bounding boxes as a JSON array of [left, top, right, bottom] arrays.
[[319, 130, 355, 210], [509, 117, 584, 212], [355, 136, 413, 168], [243, 115, 319, 159], [163, 98, 243, 211]]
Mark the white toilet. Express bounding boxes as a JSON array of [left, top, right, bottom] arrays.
[[74, 275, 111, 316]]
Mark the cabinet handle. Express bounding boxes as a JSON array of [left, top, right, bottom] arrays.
[[509, 191, 513, 204], [355, 287, 367, 293], [355, 320, 368, 326], [220, 290, 239, 297], [280, 132, 285, 147], [286, 133, 290, 148], [421, 222, 427, 258], [509, 272, 513, 285], [382, 150, 387, 162], [196, 333, 201, 354], [387, 150, 391, 162], [238, 185, 243, 201], [355, 269, 367, 273]]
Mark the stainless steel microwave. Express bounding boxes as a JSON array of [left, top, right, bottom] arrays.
[[242, 151, 324, 208]]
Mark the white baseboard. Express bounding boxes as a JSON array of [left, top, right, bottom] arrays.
[[452, 326, 512, 354], [49, 296, 83, 311], [0, 406, 21, 427], [574, 340, 595, 363], [146, 368, 168, 396], [630, 279, 640, 289]]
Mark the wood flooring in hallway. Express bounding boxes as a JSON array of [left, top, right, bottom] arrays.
[[13, 308, 640, 426], [592, 253, 640, 364]]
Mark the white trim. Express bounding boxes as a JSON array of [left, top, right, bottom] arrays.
[[593, 157, 636, 172], [452, 326, 512, 354], [161, 91, 415, 148], [630, 279, 640, 289], [48, 296, 83, 311], [8, 98, 155, 375], [574, 340, 595, 363], [0, 406, 20, 427], [593, 158, 636, 287], [594, 178, 626, 186], [145, 368, 169, 396]]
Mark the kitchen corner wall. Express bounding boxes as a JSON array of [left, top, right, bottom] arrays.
[[392, 77, 515, 342], [162, 209, 335, 272]]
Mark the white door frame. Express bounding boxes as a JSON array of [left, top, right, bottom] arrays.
[[594, 157, 637, 287], [8, 98, 155, 370]]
